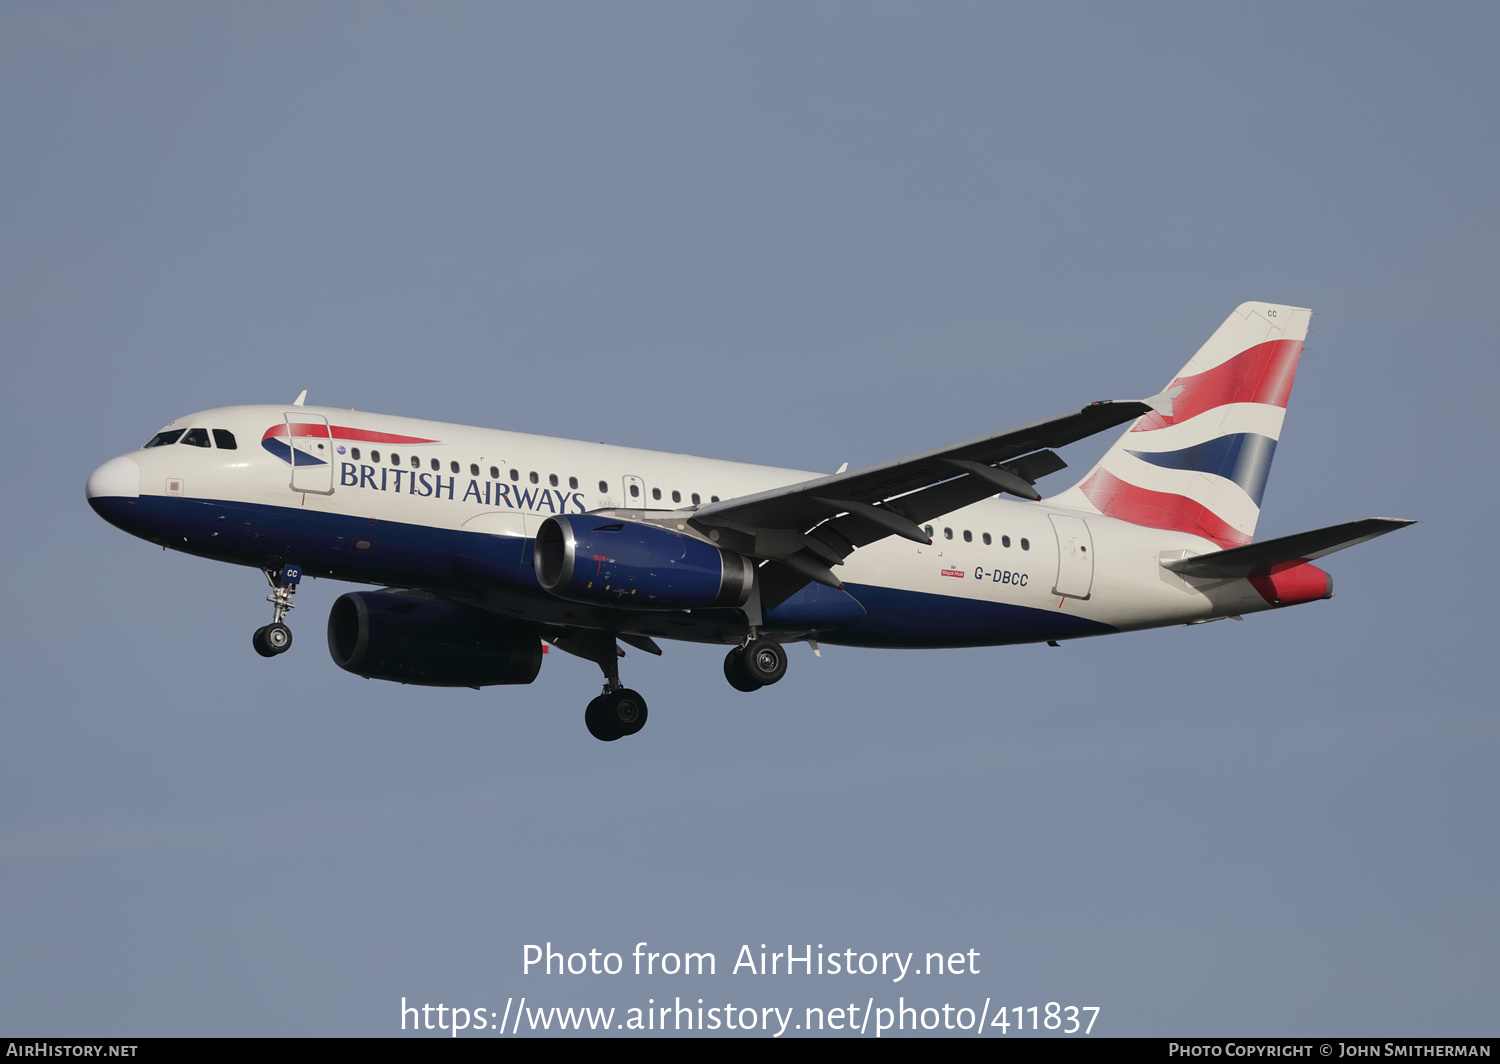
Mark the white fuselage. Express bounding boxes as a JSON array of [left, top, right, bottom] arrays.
[[87, 402, 1289, 651]]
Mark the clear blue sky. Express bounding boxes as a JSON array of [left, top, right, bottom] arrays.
[[1, 2, 1493, 1036]]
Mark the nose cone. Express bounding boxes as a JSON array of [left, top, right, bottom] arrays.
[[87, 455, 141, 503]]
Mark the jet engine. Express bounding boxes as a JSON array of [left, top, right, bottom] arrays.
[[326, 590, 543, 687], [534, 514, 752, 610]]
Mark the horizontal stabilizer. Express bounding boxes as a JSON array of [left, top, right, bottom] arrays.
[[1162, 517, 1415, 578]]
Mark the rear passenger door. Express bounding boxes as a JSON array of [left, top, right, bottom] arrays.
[[1049, 513, 1094, 599]]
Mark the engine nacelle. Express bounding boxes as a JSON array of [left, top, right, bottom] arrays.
[[327, 590, 543, 687], [534, 514, 752, 610]]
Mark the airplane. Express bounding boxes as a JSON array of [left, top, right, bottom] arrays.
[[85, 302, 1412, 741]]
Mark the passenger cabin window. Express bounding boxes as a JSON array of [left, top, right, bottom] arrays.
[[145, 429, 184, 448], [529, 471, 538, 484], [963, 530, 972, 543], [182, 428, 211, 448], [1021, 538, 1030, 550], [410, 455, 420, 469], [924, 525, 933, 537], [982, 533, 991, 546], [351, 447, 362, 460], [943, 527, 953, 540], [549, 474, 558, 487], [469, 463, 479, 476], [569, 476, 578, 489], [370, 450, 381, 463], [510, 469, 519, 482], [652, 488, 661, 501], [711, 496, 719, 503], [1002, 535, 1011, 548], [489, 466, 498, 479], [212, 429, 237, 450], [430, 458, 439, 471], [691, 493, 700, 505], [629, 484, 640, 498], [450, 461, 459, 473], [598, 480, 608, 493], [390, 453, 400, 465], [671, 490, 681, 503]]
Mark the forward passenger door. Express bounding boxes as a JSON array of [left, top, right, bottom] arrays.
[[285, 412, 335, 495]]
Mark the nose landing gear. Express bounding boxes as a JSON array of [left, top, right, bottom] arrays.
[[252, 563, 301, 658]]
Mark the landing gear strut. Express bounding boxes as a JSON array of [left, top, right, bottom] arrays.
[[723, 635, 788, 692], [584, 651, 648, 742], [547, 629, 651, 742], [252, 563, 302, 658]]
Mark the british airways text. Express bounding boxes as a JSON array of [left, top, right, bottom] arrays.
[[339, 463, 587, 514]]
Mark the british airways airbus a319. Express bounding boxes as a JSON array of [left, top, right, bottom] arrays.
[[86, 303, 1411, 741]]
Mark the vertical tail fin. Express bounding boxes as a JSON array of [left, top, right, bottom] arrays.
[[1045, 302, 1311, 547]]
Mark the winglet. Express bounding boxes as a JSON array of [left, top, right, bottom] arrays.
[[293, 390, 307, 406]]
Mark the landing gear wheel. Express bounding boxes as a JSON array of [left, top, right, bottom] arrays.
[[585, 689, 650, 742], [264, 622, 293, 655], [742, 637, 787, 686], [611, 689, 648, 736], [584, 696, 616, 741], [253, 623, 292, 658], [723, 647, 764, 692]]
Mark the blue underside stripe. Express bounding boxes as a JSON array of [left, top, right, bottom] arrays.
[[834, 582, 1113, 647], [88, 494, 1115, 648], [1126, 433, 1277, 505]]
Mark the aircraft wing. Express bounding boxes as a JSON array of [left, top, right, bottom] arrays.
[[688, 398, 1156, 601]]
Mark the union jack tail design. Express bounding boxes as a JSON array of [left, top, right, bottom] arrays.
[[1046, 302, 1311, 547]]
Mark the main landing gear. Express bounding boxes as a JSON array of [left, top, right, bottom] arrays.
[[252, 563, 302, 658], [585, 686, 648, 743], [723, 636, 788, 692], [550, 629, 650, 742], [557, 630, 787, 740]]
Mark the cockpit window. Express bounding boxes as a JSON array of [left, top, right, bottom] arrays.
[[144, 429, 185, 448], [181, 428, 211, 448], [212, 429, 237, 450]]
